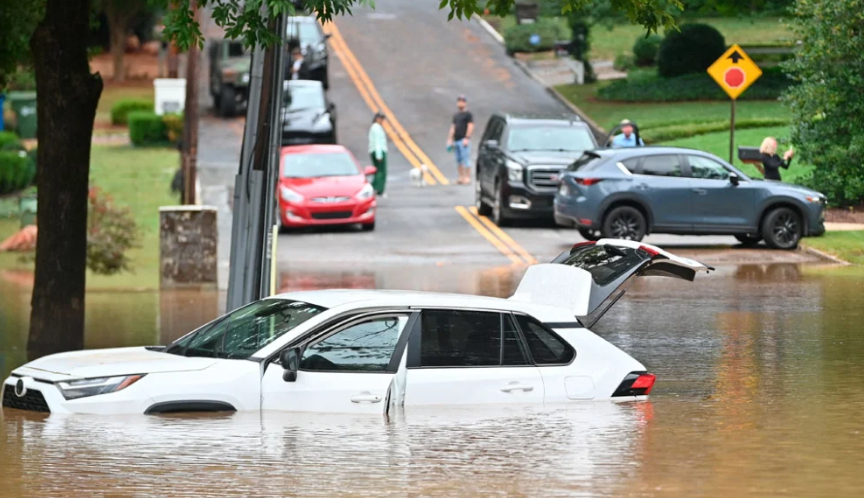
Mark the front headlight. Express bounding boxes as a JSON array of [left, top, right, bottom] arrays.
[[806, 195, 824, 204], [58, 375, 145, 400], [280, 186, 304, 203], [506, 159, 524, 183], [241, 73, 250, 83], [356, 183, 374, 200]]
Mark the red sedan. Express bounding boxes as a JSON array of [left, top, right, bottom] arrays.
[[277, 144, 377, 231]]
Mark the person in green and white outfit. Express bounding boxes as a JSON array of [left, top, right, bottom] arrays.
[[368, 112, 388, 197]]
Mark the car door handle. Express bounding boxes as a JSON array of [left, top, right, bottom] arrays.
[[636, 183, 649, 190], [500, 383, 534, 393], [350, 393, 382, 404], [692, 188, 707, 195]]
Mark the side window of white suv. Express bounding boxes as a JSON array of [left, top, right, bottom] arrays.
[[300, 315, 410, 373]]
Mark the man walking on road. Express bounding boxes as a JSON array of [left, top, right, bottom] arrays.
[[369, 112, 388, 197], [447, 95, 474, 185]]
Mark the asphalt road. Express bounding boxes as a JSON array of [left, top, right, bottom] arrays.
[[196, 2, 746, 291]]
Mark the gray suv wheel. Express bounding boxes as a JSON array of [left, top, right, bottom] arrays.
[[602, 206, 646, 241]]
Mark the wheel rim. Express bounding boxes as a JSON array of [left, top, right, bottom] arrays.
[[610, 213, 641, 240], [772, 212, 799, 245]]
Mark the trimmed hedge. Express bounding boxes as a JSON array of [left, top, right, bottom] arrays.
[[597, 67, 792, 102], [111, 99, 154, 126], [162, 113, 184, 142], [504, 18, 568, 53], [643, 117, 792, 143], [633, 34, 662, 66], [0, 150, 35, 195], [0, 131, 23, 151], [657, 24, 726, 78], [128, 111, 167, 146]]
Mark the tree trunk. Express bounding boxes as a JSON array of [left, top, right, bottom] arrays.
[[104, 2, 135, 82], [28, 0, 103, 360]]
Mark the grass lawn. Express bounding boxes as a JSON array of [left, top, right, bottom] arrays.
[[94, 83, 154, 127], [801, 231, 864, 265], [555, 83, 790, 131], [497, 16, 794, 61], [0, 145, 179, 290]]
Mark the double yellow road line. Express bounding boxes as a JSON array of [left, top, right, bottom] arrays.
[[455, 206, 537, 265], [322, 21, 449, 186]]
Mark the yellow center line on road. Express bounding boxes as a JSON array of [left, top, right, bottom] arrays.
[[455, 206, 524, 265], [322, 21, 450, 185], [468, 206, 538, 265]]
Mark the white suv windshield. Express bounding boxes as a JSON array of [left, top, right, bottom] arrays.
[[166, 300, 327, 360]]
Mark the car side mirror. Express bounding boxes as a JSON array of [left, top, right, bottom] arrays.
[[484, 139, 499, 150], [729, 173, 740, 186], [279, 347, 301, 382], [364, 165, 377, 176], [327, 102, 335, 113]]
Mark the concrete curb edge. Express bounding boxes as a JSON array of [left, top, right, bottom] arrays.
[[799, 244, 851, 265], [473, 16, 606, 141]]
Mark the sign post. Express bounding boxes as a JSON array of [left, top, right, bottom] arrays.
[[707, 44, 762, 163]]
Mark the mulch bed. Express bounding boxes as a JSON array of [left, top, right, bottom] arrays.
[[825, 207, 864, 224]]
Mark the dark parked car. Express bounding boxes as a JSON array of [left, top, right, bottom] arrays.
[[475, 113, 598, 226], [554, 147, 826, 249], [208, 39, 250, 117], [287, 16, 330, 89], [281, 80, 336, 146]]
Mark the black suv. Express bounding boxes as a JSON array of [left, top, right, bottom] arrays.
[[475, 113, 598, 226]]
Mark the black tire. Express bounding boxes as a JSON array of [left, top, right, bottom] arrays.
[[578, 228, 602, 241], [761, 207, 802, 250], [734, 234, 762, 246], [492, 182, 510, 227], [602, 206, 646, 241], [475, 177, 492, 216], [322, 71, 330, 90], [219, 86, 237, 117], [361, 221, 375, 231]]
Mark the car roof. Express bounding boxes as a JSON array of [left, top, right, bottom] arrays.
[[268, 289, 575, 322], [595, 146, 727, 159], [495, 112, 585, 126], [281, 144, 352, 155]]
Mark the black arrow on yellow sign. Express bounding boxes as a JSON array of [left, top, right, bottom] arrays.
[[727, 50, 744, 63]]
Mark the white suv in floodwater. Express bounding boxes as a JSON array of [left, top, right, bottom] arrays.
[[2, 240, 710, 416]]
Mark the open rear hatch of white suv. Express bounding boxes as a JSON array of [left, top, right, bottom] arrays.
[[510, 239, 713, 328]]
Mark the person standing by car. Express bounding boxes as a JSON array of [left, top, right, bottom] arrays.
[[611, 119, 644, 148], [368, 112, 388, 197], [289, 47, 310, 80], [756, 136, 794, 181], [447, 95, 474, 185]]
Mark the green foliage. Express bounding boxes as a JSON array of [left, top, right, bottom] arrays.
[[614, 53, 635, 71], [0, 131, 23, 151], [632, 33, 662, 66], [657, 23, 725, 78], [4, 67, 36, 91], [0, 150, 33, 194], [128, 111, 167, 146], [504, 18, 568, 53], [162, 113, 184, 143], [642, 117, 790, 143], [598, 66, 791, 101], [783, 0, 864, 206], [86, 186, 141, 275], [110, 98, 154, 126], [0, 0, 44, 89]]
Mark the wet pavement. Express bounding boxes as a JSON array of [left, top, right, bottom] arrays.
[[3, 263, 864, 497]]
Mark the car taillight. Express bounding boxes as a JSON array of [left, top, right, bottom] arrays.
[[574, 178, 603, 186], [612, 372, 656, 397], [638, 245, 660, 257], [571, 241, 596, 251]]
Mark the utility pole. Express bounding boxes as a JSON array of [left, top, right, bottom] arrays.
[[181, 1, 200, 205]]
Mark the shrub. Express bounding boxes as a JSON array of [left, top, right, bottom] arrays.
[[0, 150, 31, 194], [162, 113, 184, 143], [504, 18, 568, 53], [613, 53, 635, 72], [657, 23, 726, 78], [0, 131, 23, 151], [643, 118, 792, 143], [597, 66, 792, 102], [111, 99, 154, 126], [128, 111, 167, 146], [633, 34, 662, 66], [86, 187, 141, 275]]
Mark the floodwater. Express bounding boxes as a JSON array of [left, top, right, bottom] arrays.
[[2, 262, 864, 497]]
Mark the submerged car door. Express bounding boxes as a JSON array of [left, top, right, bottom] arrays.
[[685, 154, 758, 232], [511, 239, 712, 329], [261, 312, 417, 414], [401, 309, 545, 406], [631, 154, 693, 230]]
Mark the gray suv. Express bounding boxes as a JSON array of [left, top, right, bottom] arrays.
[[554, 147, 826, 249]]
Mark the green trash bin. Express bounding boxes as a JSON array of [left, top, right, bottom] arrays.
[[8, 92, 37, 139], [19, 193, 37, 228]]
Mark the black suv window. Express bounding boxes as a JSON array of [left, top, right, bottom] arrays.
[[640, 155, 684, 177], [482, 118, 504, 143], [515, 315, 575, 364]]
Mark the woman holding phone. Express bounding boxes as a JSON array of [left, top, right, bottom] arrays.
[[756, 136, 795, 181]]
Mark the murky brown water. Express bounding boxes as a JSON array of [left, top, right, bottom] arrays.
[[2, 263, 864, 497]]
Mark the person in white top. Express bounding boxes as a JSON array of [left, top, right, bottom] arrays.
[[290, 48, 308, 80], [368, 112, 388, 196]]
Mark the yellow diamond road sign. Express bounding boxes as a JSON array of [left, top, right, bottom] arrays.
[[707, 44, 762, 100]]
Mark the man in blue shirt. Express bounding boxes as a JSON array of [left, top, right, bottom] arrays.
[[611, 119, 644, 148]]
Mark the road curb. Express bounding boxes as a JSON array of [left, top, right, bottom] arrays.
[[473, 16, 606, 141], [799, 244, 851, 265]]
